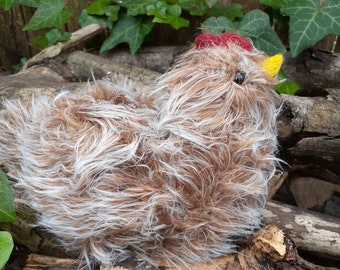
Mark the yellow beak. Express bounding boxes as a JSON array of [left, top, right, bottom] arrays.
[[261, 54, 283, 77]]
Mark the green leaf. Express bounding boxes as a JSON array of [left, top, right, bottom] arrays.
[[77, 9, 113, 29], [239, 10, 286, 54], [168, 4, 181, 17], [153, 14, 189, 29], [87, 0, 110, 15], [100, 14, 154, 54], [281, 0, 340, 56], [259, 0, 286, 8], [202, 10, 286, 54], [45, 28, 70, 43], [146, 2, 165, 18], [105, 5, 120, 22], [0, 231, 14, 269], [34, 28, 70, 48], [23, 0, 73, 31], [207, 3, 244, 21], [122, 0, 151, 16], [145, 1, 189, 30], [178, 0, 209, 16], [33, 36, 48, 48], [11, 57, 28, 73], [0, 0, 14, 10], [275, 81, 300, 95], [205, 0, 218, 8], [0, 170, 17, 223], [86, 0, 119, 18], [13, 0, 40, 8], [201, 16, 237, 34]]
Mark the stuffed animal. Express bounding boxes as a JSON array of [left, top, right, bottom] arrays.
[[0, 33, 282, 268]]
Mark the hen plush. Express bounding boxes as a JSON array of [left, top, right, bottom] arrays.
[[0, 33, 282, 268]]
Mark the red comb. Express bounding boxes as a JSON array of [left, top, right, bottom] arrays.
[[195, 33, 253, 51]]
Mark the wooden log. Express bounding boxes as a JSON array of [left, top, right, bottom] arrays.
[[104, 46, 187, 73], [278, 90, 340, 139], [22, 23, 107, 71], [288, 136, 340, 163], [66, 50, 160, 93], [264, 201, 340, 259], [282, 50, 340, 92], [0, 65, 88, 107], [22, 254, 79, 270]]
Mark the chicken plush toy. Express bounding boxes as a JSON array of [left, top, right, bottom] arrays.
[[0, 33, 282, 268]]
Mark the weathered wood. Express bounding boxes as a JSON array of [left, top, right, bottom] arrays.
[[264, 201, 340, 259], [66, 50, 161, 92], [278, 91, 340, 138], [288, 136, 340, 163], [282, 50, 340, 91], [22, 24, 107, 70], [105, 46, 187, 73], [23, 254, 79, 270], [64, 0, 93, 33], [0, 65, 85, 102]]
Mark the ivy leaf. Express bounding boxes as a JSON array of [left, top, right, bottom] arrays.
[[33, 36, 48, 48], [202, 10, 286, 54], [281, 0, 340, 56], [0, 0, 14, 10], [238, 11, 286, 54], [11, 57, 28, 73], [207, 3, 244, 21], [153, 14, 189, 29], [105, 5, 120, 22], [100, 14, 154, 54], [259, 0, 286, 8], [0, 170, 17, 223], [0, 231, 14, 269], [205, 0, 218, 8], [275, 81, 300, 95], [202, 16, 237, 33], [146, 1, 189, 29], [78, 9, 113, 29], [34, 28, 71, 48], [86, 0, 112, 15], [23, 0, 73, 31], [178, 0, 209, 16], [13, 0, 40, 8], [86, 0, 120, 20], [122, 0, 151, 16]]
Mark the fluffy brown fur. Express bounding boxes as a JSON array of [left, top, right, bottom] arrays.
[[0, 43, 279, 268]]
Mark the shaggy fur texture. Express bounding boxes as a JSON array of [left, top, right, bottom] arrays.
[[0, 42, 279, 268]]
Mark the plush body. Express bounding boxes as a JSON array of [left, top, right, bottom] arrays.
[[0, 39, 280, 267]]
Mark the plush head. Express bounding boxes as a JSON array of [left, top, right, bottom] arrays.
[[0, 33, 282, 268]]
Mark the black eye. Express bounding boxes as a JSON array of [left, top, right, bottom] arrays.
[[233, 71, 246, 85]]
